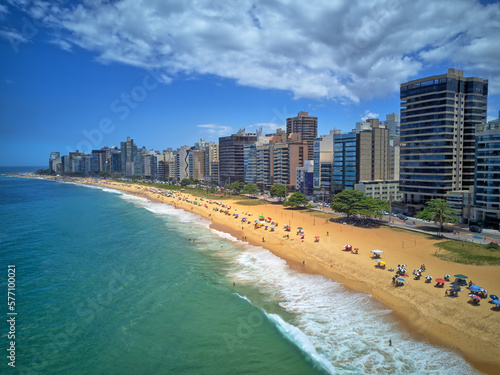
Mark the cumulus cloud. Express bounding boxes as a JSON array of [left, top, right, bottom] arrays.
[[6, 0, 500, 100], [360, 110, 379, 121], [197, 123, 233, 136]]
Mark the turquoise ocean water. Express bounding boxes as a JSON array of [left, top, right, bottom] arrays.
[[0, 169, 480, 374]]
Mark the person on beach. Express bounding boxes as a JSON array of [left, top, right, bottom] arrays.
[[389, 339, 392, 346], [262, 237, 265, 242], [392, 276, 395, 284], [302, 260, 305, 266]]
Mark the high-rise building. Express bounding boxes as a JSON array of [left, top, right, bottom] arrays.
[[474, 111, 500, 229], [380, 112, 400, 139], [356, 119, 390, 182], [313, 130, 336, 198], [120, 137, 137, 177], [219, 129, 258, 185], [49, 152, 61, 174], [296, 160, 314, 197], [332, 132, 357, 191], [286, 111, 318, 160], [400, 68, 488, 205]]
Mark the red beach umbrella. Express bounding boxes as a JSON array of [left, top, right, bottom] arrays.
[[435, 278, 446, 283], [315, 236, 320, 239], [344, 244, 351, 248]]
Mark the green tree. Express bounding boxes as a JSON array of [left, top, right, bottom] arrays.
[[283, 192, 310, 208], [352, 196, 389, 218], [99, 171, 111, 178], [180, 178, 192, 187], [35, 169, 56, 176], [242, 183, 258, 196], [329, 190, 366, 217], [270, 184, 289, 201], [227, 181, 245, 195], [416, 198, 459, 231]]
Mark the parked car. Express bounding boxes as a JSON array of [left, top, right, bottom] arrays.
[[396, 214, 408, 221], [382, 211, 389, 215], [469, 226, 482, 233]]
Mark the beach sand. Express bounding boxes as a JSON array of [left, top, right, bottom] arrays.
[[77, 180, 500, 373]]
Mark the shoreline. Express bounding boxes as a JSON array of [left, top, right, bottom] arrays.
[[29, 177, 500, 373]]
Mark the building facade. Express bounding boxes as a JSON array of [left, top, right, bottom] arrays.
[[474, 111, 500, 229], [400, 68, 488, 205], [219, 129, 258, 185], [286, 111, 318, 160], [332, 132, 357, 191], [356, 119, 390, 182]]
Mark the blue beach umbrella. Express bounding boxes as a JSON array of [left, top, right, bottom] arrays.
[[397, 278, 405, 282], [493, 300, 500, 305], [470, 285, 482, 292], [490, 295, 498, 300]]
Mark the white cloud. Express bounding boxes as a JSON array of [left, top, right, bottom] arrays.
[[197, 123, 233, 136], [360, 110, 379, 121], [8, 0, 500, 100], [246, 122, 283, 133]]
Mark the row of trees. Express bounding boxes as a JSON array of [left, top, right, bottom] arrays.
[[175, 178, 460, 227]]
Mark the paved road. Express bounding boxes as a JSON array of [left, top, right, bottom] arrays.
[[383, 216, 500, 244]]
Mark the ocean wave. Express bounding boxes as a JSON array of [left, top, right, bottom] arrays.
[[225, 243, 479, 374]]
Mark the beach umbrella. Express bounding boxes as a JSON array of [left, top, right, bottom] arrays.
[[297, 227, 303, 229], [444, 274, 451, 278], [473, 295, 481, 301], [380, 261, 386, 266], [371, 250, 383, 253], [259, 216, 265, 219], [493, 300, 500, 305], [254, 220, 259, 223], [376, 259, 383, 263], [397, 278, 405, 282], [470, 285, 482, 292], [417, 269, 423, 273], [300, 233, 305, 237], [469, 293, 476, 298], [454, 274, 468, 279], [490, 295, 498, 300], [270, 226, 275, 229], [267, 217, 272, 220], [435, 278, 446, 283], [401, 264, 407, 267], [315, 236, 320, 239], [481, 288, 488, 294], [426, 276, 432, 280], [344, 244, 351, 248]]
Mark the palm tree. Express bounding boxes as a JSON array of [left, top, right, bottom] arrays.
[[416, 198, 459, 231]]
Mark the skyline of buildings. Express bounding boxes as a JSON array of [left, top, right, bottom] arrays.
[[47, 69, 500, 229]]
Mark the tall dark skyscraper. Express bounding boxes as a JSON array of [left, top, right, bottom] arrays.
[[286, 111, 318, 160], [400, 68, 488, 205], [219, 129, 258, 185]]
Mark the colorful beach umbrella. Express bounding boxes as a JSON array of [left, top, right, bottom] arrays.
[[344, 244, 351, 248], [380, 261, 386, 266], [435, 278, 446, 283], [426, 276, 432, 280], [315, 236, 320, 239], [397, 278, 405, 282]]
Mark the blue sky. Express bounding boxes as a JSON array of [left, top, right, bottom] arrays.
[[1, 0, 500, 166]]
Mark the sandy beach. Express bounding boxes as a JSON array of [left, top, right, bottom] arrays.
[[68, 179, 500, 373]]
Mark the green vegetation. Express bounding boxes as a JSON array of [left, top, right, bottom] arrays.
[[283, 192, 310, 208], [330, 190, 388, 218], [35, 169, 56, 175], [227, 181, 245, 194], [416, 198, 459, 231], [269, 184, 288, 201], [242, 183, 258, 196], [234, 199, 268, 206], [434, 240, 500, 265]]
